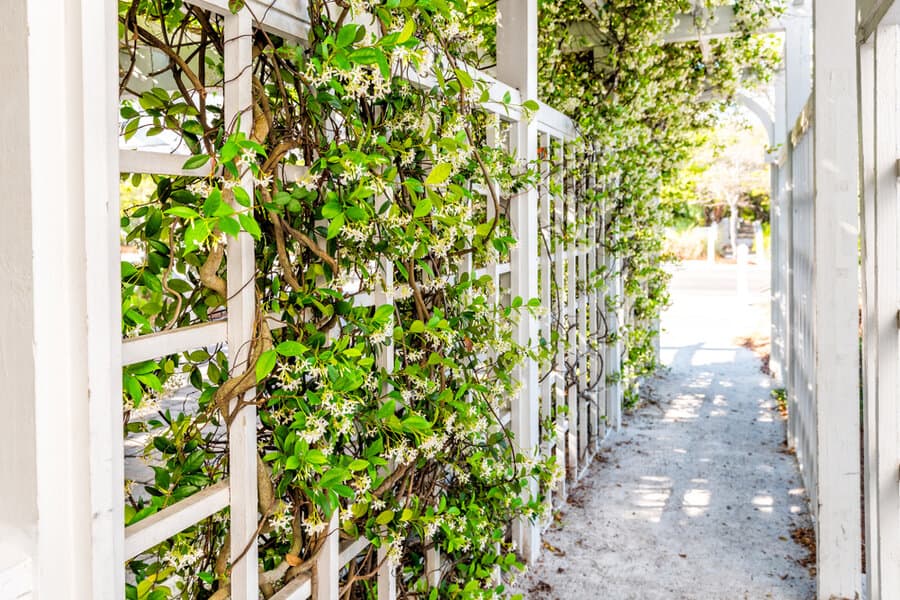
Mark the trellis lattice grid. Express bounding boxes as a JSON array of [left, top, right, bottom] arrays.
[[114, 2, 627, 598]]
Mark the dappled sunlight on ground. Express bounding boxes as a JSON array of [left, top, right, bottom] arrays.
[[516, 261, 814, 600], [627, 476, 673, 523]]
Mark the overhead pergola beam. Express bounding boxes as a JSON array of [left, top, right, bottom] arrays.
[[566, 3, 786, 53]]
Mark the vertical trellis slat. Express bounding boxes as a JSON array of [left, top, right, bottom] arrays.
[[497, 0, 541, 563], [223, 11, 260, 599], [539, 131, 553, 461], [565, 146, 579, 481], [552, 139, 569, 503]]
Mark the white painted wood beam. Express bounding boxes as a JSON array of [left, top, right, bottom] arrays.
[[811, 0, 862, 597], [122, 321, 227, 365], [860, 23, 900, 600], [497, 0, 541, 565], [859, 0, 900, 43], [224, 10, 259, 599], [17, 0, 125, 597], [0, 2, 39, 589], [566, 5, 784, 53], [124, 481, 230, 559], [858, 35, 879, 600]]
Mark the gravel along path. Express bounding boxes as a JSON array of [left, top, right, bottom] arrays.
[[514, 261, 815, 600]]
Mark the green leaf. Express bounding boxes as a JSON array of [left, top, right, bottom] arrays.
[[184, 220, 210, 251], [255, 349, 277, 382], [306, 449, 328, 465], [326, 213, 345, 239], [523, 99, 540, 112], [232, 186, 251, 207], [220, 141, 240, 163], [376, 400, 395, 420], [348, 459, 369, 471], [166, 206, 200, 218], [238, 213, 261, 239], [183, 449, 206, 473], [374, 304, 393, 320], [454, 68, 474, 90], [321, 202, 342, 219], [217, 216, 240, 238], [144, 209, 162, 237], [349, 47, 383, 66], [120, 104, 139, 119], [124, 374, 143, 403], [425, 163, 452, 186], [336, 24, 360, 48], [276, 340, 308, 357], [397, 19, 415, 44], [183, 154, 211, 170], [202, 188, 222, 216], [413, 198, 433, 218], [401, 415, 431, 434], [138, 92, 165, 111], [320, 467, 348, 489], [375, 509, 394, 525]]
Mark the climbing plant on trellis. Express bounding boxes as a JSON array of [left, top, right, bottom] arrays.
[[114, 1, 783, 598]]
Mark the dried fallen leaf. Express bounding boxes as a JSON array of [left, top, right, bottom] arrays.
[[542, 541, 565, 557], [285, 553, 303, 567]]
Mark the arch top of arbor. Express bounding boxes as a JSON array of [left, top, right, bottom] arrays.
[[737, 92, 775, 150]]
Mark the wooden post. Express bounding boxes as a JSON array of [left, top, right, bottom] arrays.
[[770, 51, 788, 383], [565, 150, 579, 481], [3, 0, 124, 596], [553, 140, 568, 502], [374, 193, 397, 599], [224, 11, 259, 599], [577, 161, 589, 463], [497, 0, 540, 564], [861, 24, 900, 600], [314, 513, 340, 600], [83, 0, 126, 596], [539, 131, 553, 462], [859, 34, 879, 600], [812, 1, 862, 596]]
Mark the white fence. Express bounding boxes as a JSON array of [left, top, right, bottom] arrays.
[[858, 23, 900, 599], [783, 100, 817, 509], [112, 1, 627, 598], [775, 21, 900, 597]]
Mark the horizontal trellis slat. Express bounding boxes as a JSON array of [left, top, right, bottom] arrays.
[[120, 149, 209, 177], [269, 574, 312, 600], [122, 321, 227, 365], [338, 537, 371, 566], [124, 480, 230, 559], [186, 0, 310, 40]]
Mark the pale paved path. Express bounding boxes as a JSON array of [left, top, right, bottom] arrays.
[[515, 261, 815, 600]]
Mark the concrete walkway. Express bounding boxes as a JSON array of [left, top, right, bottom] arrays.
[[515, 261, 815, 600]]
